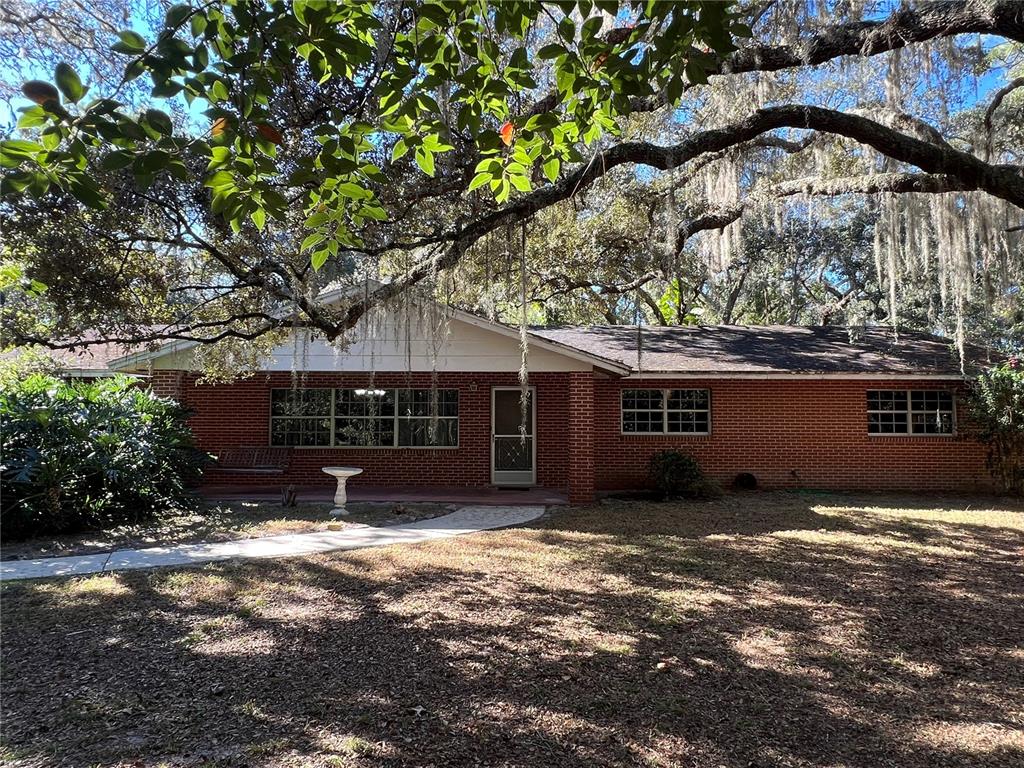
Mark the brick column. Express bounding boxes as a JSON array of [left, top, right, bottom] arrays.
[[567, 371, 595, 505], [149, 370, 185, 401]]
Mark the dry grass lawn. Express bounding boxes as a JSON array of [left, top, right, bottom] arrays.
[[1, 491, 1022, 767]]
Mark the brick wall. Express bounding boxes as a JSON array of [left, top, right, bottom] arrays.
[[149, 370, 184, 399], [567, 372, 596, 503], [167, 370, 992, 497], [593, 377, 992, 493], [177, 371, 570, 491]]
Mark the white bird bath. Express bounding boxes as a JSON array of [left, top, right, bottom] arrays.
[[321, 466, 363, 516]]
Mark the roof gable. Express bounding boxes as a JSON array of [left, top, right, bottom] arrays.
[[108, 292, 629, 375]]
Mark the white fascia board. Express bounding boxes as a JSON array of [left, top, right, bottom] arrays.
[[63, 368, 141, 378]]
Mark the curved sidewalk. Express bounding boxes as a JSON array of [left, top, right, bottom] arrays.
[[0, 505, 546, 582]]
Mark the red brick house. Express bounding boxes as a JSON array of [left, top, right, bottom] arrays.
[[99, 298, 991, 503]]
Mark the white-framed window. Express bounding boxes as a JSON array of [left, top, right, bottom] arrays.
[[271, 388, 459, 447], [621, 389, 711, 434], [269, 388, 333, 446], [866, 390, 955, 435]]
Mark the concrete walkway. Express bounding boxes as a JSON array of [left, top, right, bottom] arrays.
[[0, 505, 546, 582]]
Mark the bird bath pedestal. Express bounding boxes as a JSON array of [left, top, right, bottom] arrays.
[[321, 466, 363, 516]]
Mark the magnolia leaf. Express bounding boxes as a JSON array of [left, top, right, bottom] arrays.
[[16, 106, 48, 129], [100, 150, 134, 170], [145, 109, 173, 135], [166, 4, 192, 29], [256, 124, 284, 145], [113, 30, 147, 54], [55, 63, 85, 103], [190, 13, 208, 37], [22, 81, 60, 107]]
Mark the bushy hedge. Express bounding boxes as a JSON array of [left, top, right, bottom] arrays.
[[648, 450, 721, 500], [1, 374, 209, 539], [970, 358, 1024, 496]]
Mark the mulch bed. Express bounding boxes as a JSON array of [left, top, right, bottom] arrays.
[[1, 491, 1022, 767]]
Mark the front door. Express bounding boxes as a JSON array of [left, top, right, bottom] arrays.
[[491, 387, 536, 486]]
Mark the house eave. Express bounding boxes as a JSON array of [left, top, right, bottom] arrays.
[[623, 371, 968, 381], [107, 338, 199, 371]]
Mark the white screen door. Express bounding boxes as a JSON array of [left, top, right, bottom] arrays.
[[491, 387, 535, 486]]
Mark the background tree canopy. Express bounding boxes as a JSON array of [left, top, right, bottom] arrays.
[[1, 0, 1022, 376]]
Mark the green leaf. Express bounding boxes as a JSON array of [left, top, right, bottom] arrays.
[[114, 30, 147, 54], [508, 172, 531, 192], [151, 80, 184, 98], [0, 140, 42, 156], [2, 171, 33, 193], [16, 106, 48, 129], [67, 175, 107, 209], [310, 248, 329, 271], [361, 205, 388, 221], [684, 61, 707, 85], [165, 4, 192, 29], [557, 17, 575, 42], [55, 63, 85, 103], [135, 149, 170, 174], [300, 233, 325, 252], [336, 181, 371, 199], [542, 157, 560, 183], [145, 109, 173, 135], [414, 147, 435, 176], [100, 150, 134, 170], [190, 13, 208, 37], [250, 206, 266, 230], [494, 177, 511, 203], [468, 172, 491, 191], [205, 170, 235, 190], [391, 138, 409, 162], [40, 129, 61, 150], [538, 44, 565, 60], [581, 15, 603, 39]]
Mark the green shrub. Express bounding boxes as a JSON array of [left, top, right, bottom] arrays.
[[969, 358, 1024, 496], [1, 374, 210, 539], [648, 450, 721, 500]]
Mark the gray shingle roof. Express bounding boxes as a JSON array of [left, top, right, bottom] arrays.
[[530, 325, 979, 376], [3, 338, 140, 375]]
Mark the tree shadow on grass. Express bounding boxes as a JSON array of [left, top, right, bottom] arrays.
[[1, 492, 1022, 767]]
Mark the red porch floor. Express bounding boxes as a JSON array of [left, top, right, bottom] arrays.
[[201, 484, 568, 506]]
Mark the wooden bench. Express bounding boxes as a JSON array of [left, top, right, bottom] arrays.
[[215, 447, 291, 474]]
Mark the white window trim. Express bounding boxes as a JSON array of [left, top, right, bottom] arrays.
[[620, 388, 712, 436], [270, 388, 460, 449], [866, 389, 957, 437]]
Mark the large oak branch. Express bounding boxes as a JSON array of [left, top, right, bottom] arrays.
[[340, 104, 1023, 338]]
